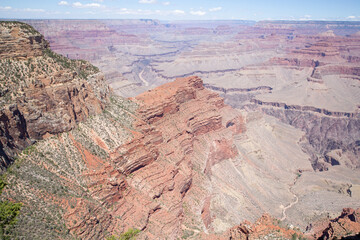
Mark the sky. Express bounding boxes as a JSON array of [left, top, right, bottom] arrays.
[[0, 0, 360, 21]]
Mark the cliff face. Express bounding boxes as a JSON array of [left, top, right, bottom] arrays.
[[0, 21, 109, 169], [246, 33, 360, 171], [1, 72, 245, 239]]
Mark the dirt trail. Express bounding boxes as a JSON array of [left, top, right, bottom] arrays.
[[139, 68, 149, 86], [281, 175, 300, 221]]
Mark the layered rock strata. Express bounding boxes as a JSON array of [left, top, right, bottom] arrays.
[[1, 75, 245, 239], [0, 22, 109, 169]]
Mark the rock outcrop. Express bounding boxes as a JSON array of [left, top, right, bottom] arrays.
[[1, 74, 245, 239], [0, 21, 109, 169], [226, 214, 305, 240], [309, 208, 360, 239], [0, 21, 49, 59]]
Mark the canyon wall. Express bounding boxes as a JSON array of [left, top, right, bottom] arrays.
[[0, 21, 109, 169]]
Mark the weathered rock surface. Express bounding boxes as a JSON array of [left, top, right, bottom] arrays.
[[1, 75, 246, 239], [226, 214, 305, 240], [0, 21, 49, 59], [310, 208, 360, 239], [204, 208, 360, 240], [0, 21, 109, 169]]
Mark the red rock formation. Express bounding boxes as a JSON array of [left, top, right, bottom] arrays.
[[314, 208, 360, 239], [106, 76, 243, 238], [201, 214, 306, 240], [0, 22, 109, 169], [60, 76, 245, 239], [204, 139, 238, 175]]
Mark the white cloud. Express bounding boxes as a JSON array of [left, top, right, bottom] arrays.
[[173, 9, 185, 15], [73, 2, 82, 7], [163, 1, 170, 5], [93, 0, 104, 2], [209, 7, 222, 12], [86, 3, 102, 7], [114, 8, 185, 16], [22, 8, 45, 12], [58, 1, 69, 6], [190, 10, 206, 16], [0, 6, 12, 10], [116, 8, 152, 15], [139, 0, 157, 4], [347, 16, 356, 19], [299, 14, 311, 20], [72, 2, 103, 8]]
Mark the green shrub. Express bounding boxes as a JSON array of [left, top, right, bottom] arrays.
[[0, 177, 6, 195], [107, 228, 141, 240], [22, 145, 36, 155], [291, 233, 298, 240], [0, 201, 22, 228], [0, 176, 22, 239]]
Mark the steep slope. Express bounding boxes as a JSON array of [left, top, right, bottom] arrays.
[[0, 21, 109, 170], [1, 75, 245, 239]]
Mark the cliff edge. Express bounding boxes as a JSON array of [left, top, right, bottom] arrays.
[[0, 21, 109, 169]]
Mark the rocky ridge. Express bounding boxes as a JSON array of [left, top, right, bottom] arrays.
[[0, 21, 109, 169], [1, 72, 246, 239]]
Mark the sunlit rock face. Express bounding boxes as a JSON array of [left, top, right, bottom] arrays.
[[0, 21, 108, 169]]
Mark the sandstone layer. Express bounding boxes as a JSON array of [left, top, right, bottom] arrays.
[[1, 75, 247, 239], [0, 21, 109, 169]]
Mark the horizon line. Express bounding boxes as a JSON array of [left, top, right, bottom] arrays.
[[1, 18, 360, 23]]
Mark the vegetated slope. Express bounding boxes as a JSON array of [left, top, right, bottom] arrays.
[[0, 21, 109, 170]]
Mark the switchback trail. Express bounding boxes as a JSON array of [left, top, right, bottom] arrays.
[[281, 174, 300, 221]]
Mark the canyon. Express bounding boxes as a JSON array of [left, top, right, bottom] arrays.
[[0, 20, 359, 239]]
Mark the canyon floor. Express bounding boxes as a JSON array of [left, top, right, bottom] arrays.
[[0, 20, 359, 239]]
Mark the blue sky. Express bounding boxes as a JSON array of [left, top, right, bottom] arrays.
[[0, 0, 359, 21]]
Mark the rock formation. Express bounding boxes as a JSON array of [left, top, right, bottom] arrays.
[[310, 208, 360, 239], [226, 214, 305, 240], [0, 21, 109, 169], [1, 66, 245, 239], [0, 21, 49, 59]]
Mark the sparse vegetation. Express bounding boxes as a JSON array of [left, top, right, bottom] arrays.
[[107, 228, 141, 240], [0, 177, 6, 195], [22, 145, 36, 156], [0, 201, 22, 239], [181, 230, 194, 239], [291, 232, 307, 240], [43, 48, 99, 79], [0, 21, 39, 35], [0, 22, 100, 107], [0, 176, 22, 240]]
